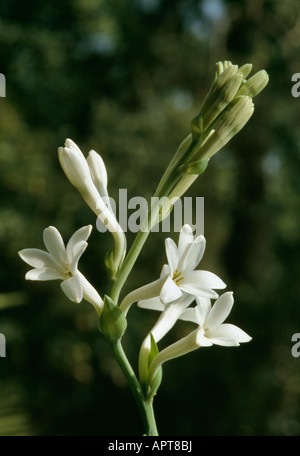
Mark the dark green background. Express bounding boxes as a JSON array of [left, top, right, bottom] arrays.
[[1, 0, 300, 436]]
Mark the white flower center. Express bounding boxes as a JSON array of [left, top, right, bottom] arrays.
[[172, 269, 184, 286]]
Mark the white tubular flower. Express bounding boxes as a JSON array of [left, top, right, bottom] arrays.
[[120, 224, 226, 315], [180, 292, 252, 346], [58, 139, 126, 273], [138, 294, 194, 389], [138, 294, 195, 342], [18, 225, 103, 315], [147, 292, 251, 387]]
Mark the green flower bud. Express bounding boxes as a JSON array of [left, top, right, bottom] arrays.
[[98, 295, 127, 342], [238, 63, 253, 79], [139, 333, 162, 397], [193, 96, 254, 161], [192, 65, 244, 137], [237, 70, 269, 98], [213, 60, 234, 81]]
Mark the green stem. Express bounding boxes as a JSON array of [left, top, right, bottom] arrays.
[[109, 172, 180, 305], [108, 228, 149, 304], [112, 339, 158, 436]]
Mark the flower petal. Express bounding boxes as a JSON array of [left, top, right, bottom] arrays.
[[178, 235, 206, 272], [43, 226, 67, 265], [160, 276, 182, 304], [183, 270, 226, 290], [179, 307, 198, 323], [194, 297, 212, 326], [25, 268, 63, 281], [165, 238, 178, 275], [160, 264, 170, 278], [179, 282, 219, 299], [60, 274, 83, 303], [205, 292, 234, 329], [69, 241, 88, 274], [138, 297, 165, 311], [18, 248, 63, 272], [177, 224, 194, 259], [195, 330, 214, 347], [206, 323, 252, 345], [66, 225, 92, 261]]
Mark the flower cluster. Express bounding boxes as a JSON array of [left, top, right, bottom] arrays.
[[126, 225, 252, 396], [156, 61, 269, 204], [18, 140, 128, 314]]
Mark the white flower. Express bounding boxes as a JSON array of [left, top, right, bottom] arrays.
[[137, 294, 195, 386], [147, 292, 251, 388], [58, 139, 126, 274], [18, 225, 103, 315], [120, 224, 226, 315], [180, 292, 252, 346], [138, 294, 195, 342]]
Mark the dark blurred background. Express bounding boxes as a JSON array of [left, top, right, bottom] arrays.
[[1, 0, 300, 436]]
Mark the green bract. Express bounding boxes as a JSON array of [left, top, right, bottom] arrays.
[[98, 295, 127, 341]]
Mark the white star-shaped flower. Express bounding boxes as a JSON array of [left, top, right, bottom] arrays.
[[120, 224, 226, 315], [146, 292, 251, 389], [18, 225, 103, 315], [180, 292, 252, 347]]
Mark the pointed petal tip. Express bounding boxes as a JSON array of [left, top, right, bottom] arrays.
[[82, 224, 93, 237]]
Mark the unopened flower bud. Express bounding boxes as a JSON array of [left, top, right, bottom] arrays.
[[87, 150, 108, 195], [237, 70, 269, 98], [58, 139, 101, 214], [192, 65, 244, 136], [238, 63, 253, 79], [193, 96, 254, 161], [139, 334, 162, 397], [213, 60, 234, 81]]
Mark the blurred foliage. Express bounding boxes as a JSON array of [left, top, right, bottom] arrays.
[[1, 0, 300, 436]]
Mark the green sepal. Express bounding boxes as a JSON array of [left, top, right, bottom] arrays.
[[98, 295, 127, 342], [147, 333, 162, 398], [179, 158, 209, 175]]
